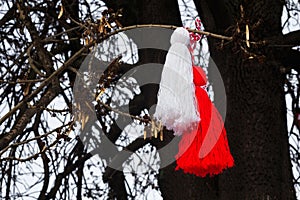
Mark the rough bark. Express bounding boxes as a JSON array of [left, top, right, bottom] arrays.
[[195, 0, 296, 199]]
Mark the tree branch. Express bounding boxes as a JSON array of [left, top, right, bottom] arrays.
[[46, 149, 95, 199], [0, 85, 60, 151], [0, 4, 16, 27], [0, 44, 89, 125], [98, 24, 233, 42], [33, 112, 50, 200], [102, 128, 175, 193]]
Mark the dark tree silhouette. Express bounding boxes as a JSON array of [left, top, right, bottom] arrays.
[[0, 0, 300, 199]]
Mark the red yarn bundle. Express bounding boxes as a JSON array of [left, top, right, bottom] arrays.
[[175, 66, 234, 177]]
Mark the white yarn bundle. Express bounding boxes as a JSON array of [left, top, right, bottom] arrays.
[[154, 27, 199, 135]]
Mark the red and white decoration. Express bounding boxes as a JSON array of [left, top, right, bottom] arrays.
[[154, 26, 234, 177]]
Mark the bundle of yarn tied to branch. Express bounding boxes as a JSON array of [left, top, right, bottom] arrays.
[[153, 19, 234, 177]]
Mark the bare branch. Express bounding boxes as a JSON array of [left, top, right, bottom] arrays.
[[0, 86, 60, 150], [0, 45, 89, 125], [46, 149, 95, 199]]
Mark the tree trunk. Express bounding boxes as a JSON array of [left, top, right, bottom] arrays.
[[195, 0, 296, 199], [105, 0, 296, 199]]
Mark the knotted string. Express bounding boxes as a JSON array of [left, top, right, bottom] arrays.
[[188, 17, 202, 62]]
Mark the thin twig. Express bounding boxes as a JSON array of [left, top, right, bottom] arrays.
[[0, 139, 59, 162], [0, 122, 72, 156], [96, 99, 149, 123], [97, 24, 233, 42], [0, 79, 45, 84], [0, 44, 91, 124], [43, 26, 82, 42]]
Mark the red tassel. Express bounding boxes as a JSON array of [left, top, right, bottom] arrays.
[[175, 66, 234, 177]]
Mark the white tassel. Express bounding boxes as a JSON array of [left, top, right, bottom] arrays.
[[154, 27, 199, 136]]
